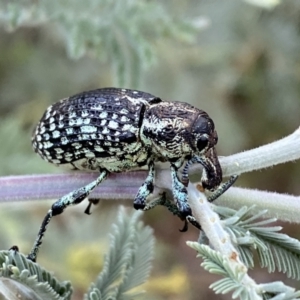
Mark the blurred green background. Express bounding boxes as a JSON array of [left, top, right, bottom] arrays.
[[0, 0, 300, 299]]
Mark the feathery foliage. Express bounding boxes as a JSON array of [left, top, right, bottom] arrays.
[[186, 205, 300, 299], [215, 205, 300, 280], [0, 249, 72, 300], [84, 208, 154, 300], [0, 0, 300, 299], [0, 208, 154, 300], [189, 243, 250, 298], [188, 242, 300, 300], [0, 0, 202, 87]]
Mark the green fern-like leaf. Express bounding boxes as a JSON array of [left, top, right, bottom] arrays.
[[187, 243, 252, 299], [84, 207, 154, 300], [188, 242, 300, 300], [260, 282, 300, 300], [252, 229, 300, 279], [0, 0, 202, 87], [235, 245, 254, 269], [215, 205, 300, 280], [0, 249, 72, 300]]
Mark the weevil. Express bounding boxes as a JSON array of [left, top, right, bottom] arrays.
[[28, 88, 237, 261]]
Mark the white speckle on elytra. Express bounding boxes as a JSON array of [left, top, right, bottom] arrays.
[[121, 116, 129, 122], [102, 127, 110, 134], [92, 105, 103, 110], [39, 126, 46, 134], [52, 130, 60, 138], [72, 142, 82, 149], [66, 128, 74, 134], [108, 120, 118, 129], [54, 148, 64, 154], [44, 113, 50, 120], [61, 137, 69, 145], [43, 133, 50, 140], [64, 152, 73, 157], [69, 119, 75, 126], [75, 118, 83, 126], [43, 141, 53, 148], [51, 159, 61, 164], [80, 125, 97, 133], [81, 110, 89, 117], [85, 152, 95, 158], [120, 108, 128, 114], [49, 124, 56, 131], [95, 145, 104, 152], [69, 111, 76, 118], [83, 118, 91, 125], [99, 111, 108, 119], [123, 124, 131, 131]]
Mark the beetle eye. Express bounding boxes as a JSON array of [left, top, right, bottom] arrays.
[[214, 134, 218, 144], [197, 135, 208, 151]]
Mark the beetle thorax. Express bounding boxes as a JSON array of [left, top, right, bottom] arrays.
[[140, 101, 199, 162]]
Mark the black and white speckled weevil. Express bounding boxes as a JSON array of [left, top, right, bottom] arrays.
[[27, 87, 237, 261]]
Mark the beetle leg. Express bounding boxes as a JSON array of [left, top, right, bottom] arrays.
[[185, 153, 238, 201], [133, 161, 155, 210], [200, 147, 222, 191], [84, 198, 101, 215], [143, 193, 201, 231], [185, 148, 222, 191], [207, 175, 238, 202], [27, 170, 108, 262], [186, 215, 201, 230], [182, 159, 193, 187], [182, 148, 222, 190], [142, 193, 165, 212], [170, 164, 192, 218]]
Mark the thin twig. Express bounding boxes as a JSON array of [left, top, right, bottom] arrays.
[[0, 127, 299, 226], [186, 183, 261, 300]]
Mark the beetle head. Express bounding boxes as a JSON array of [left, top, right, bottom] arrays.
[[191, 113, 218, 155]]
